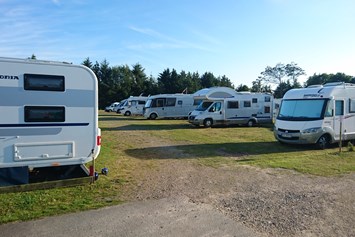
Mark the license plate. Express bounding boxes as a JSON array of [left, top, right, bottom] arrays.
[[280, 132, 292, 138]]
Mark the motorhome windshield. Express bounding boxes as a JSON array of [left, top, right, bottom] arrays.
[[145, 99, 152, 108], [277, 99, 328, 121], [196, 101, 213, 111]]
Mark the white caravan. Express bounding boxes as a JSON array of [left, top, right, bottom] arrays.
[[274, 82, 355, 149], [0, 57, 101, 186], [143, 94, 201, 119], [119, 96, 148, 116], [188, 87, 273, 127]]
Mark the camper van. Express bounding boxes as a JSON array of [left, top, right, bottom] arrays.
[[0, 57, 101, 186], [105, 102, 120, 112], [119, 96, 148, 116], [188, 87, 273, 127], [274, 82, 355, 149], [143, 94, 201, 119]]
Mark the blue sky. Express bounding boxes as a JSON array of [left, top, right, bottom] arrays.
[[1, 0, 354, 87]]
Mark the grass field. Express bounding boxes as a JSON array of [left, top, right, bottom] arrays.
[[0, 111, 354, 224]]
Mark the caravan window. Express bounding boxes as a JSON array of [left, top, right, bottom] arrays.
[[166, 98, 176, 106], [177, 100, 183, 105], [265, 96, 271, 102], [24, 74, 65, 91], [244, 101, 251, 107], [138, 100, 146, 105], [252, 98, 258, 103], [264, 106, 270, 113], [25, 106, 65, 122], [228, 101, 239, 109], [349, 99, 355, 113]]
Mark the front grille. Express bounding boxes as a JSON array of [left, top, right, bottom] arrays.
[[278, 128, 300, 133]]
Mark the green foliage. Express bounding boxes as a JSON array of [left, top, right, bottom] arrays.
[[348, 142, 354, 152], [305, 72, 355, 87], [82, 59, 235, 109], [253, 62, 305, 98]]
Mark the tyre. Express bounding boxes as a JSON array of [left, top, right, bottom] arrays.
[[247, 120, 255, 127], [124, 111, 131, 116], [149, 113, 158, 120], [203, 119, 213, 128], [317, 135, 330, 150]]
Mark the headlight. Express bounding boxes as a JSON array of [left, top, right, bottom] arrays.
[[302, 127, 322, 134]]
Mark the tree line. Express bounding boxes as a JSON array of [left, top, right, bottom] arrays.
[[81, 58, 354, 108], [81, 58, 235, 109], [29, 55, 355, 108]]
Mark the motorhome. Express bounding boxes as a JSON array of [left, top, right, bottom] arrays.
[[274, 82, 355, 149], [188, 87, 273, 127], [0, 57, 101, 186], [104, 102, 120, 112], [143, 93, 201, 119], [119, 96, 148, 116]]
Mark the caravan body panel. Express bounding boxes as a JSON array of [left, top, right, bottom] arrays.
[[0, 57, 100, 169]]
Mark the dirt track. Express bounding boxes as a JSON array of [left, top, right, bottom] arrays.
[[118, 130, 355, 237]]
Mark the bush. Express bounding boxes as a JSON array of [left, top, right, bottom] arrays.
[[347, 142, 354, 152]]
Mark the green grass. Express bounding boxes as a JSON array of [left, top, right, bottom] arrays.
[[0, 112, 354, 223]]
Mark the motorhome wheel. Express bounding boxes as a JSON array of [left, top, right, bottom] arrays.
[[317, 135, 330, 150], [149, 113, 158, 120], [124, 111, 131, 116], [203, 119, 213, 128]]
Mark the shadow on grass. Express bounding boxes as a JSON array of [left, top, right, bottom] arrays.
[[125, 141, 315, 160], [102, 123, 192, 131], [99, 115, 147, 122]]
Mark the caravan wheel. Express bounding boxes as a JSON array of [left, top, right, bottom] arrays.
[[247, 120, 255, 127]]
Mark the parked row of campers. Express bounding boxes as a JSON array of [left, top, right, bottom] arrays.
[[0, 57, 101, 186], [188, 87, 274, 127], [274, 82, 355, 149]]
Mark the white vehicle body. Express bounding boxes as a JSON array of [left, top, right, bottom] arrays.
[[274, 83, 355, 148], [188, 87, 273, 127], [105, 102, 120, 112], [119, 96, 148, 116], [143, 94, 201, 119], [0, 57, 101, 185]]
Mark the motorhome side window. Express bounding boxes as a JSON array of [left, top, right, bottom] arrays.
[[265, 96, 271, 102], [252, 98, 257, 103], [227, 101, 239, 109], [244, 101, 251, 107], [24, 74, 65, 91], [138, 100, 146, 105], [335, 100, 344, 116], [166, 98, 176, 106], [156, 99, 164, 107], [349, 99, 355, 113], [25, 106, 65, 122]]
